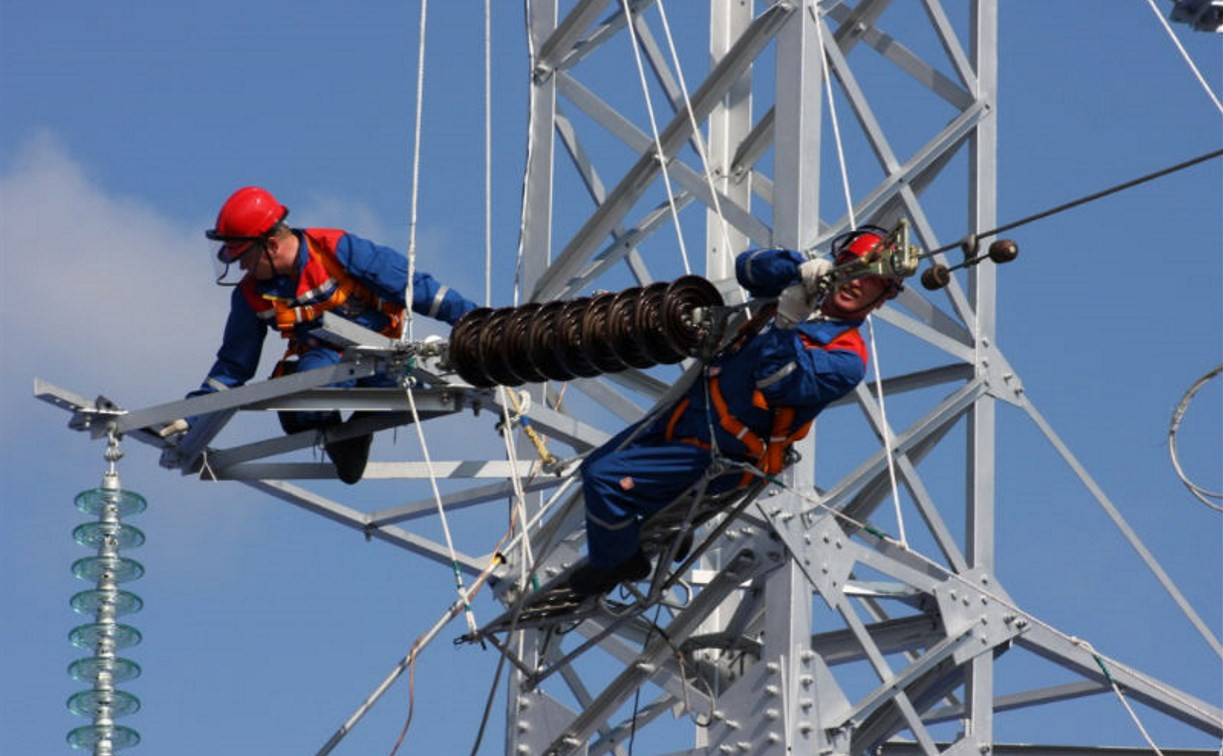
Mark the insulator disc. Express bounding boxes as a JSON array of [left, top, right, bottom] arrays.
[[524, 301, 575, 381], [500, 303, 548, 383], [68, 656, 142, 684], [71, 588, 144, 617], [478, 308, 526, 387], [74, 488, 146, 518], [67, 724, 141, 750], [634, 282, 685, 364], [73, 522, 145, 550], [67, 688, 141, 718], [580, 293, 627, 373], [554, 298, 601, 378], [606, 288, 656, 369], [69, 622, 142, 651], [661, 275, 724, 356], [72, 556, 144, 584], [447, 307, 497, 387]]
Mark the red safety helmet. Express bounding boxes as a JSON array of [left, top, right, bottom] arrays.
[[206, 187, 290, 262], [830, 225, 903, 299]]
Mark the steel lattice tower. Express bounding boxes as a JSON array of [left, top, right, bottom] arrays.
[[37, 1, 1222, 754], [495, 1, 1220, 753]]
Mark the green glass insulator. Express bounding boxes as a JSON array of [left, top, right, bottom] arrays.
[[67, 656, 142, 684], [71, 555, 144, 583], [67, 723, 141, 750], [70, 588, 143, 617], [72, 521, 145, 550], [74, 488, 147, 517], [68, 622, 142, 651], [66, 688, 141, 718]]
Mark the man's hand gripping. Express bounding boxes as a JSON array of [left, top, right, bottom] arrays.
[[774, 258, 833, 329]]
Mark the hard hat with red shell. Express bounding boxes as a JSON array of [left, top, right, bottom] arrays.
[[206, 187, 290, 261], [830, 224, 903, 299]]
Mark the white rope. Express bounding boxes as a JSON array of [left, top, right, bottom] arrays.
[[1143, 0, 1223, 116], [619, 0, 691, 275], [815, 4, 907, 543], [401, 0, 431, 342], [497, 387, 536, 568], [1109, 683, 1166, 755], [1072, 637, 1167, 755], [484, 0, 494, 308], [814, 7, 857, 233], [403, 385, 479, 635], [865, 316, 907, 546], [653, 0, 736, 262]]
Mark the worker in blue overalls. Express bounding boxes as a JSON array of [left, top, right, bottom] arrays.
[[174, 186, 478, 484], [569, 227, 903, 596]]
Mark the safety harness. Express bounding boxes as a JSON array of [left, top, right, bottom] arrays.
[[663, 325, 864, 486], [240, 229, 404, 358]]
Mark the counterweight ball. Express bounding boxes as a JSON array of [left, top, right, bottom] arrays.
[[921, 264, 952, 291], [447, 275, 724, 388], [920, 238, 1019, 292], [988, 239, 1019, 264]]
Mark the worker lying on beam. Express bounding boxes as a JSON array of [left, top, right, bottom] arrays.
[[569, 227, 904, 597], [167, 186, 479, 484]]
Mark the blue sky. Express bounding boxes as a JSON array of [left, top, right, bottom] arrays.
[[1, 1, 1220, 754]]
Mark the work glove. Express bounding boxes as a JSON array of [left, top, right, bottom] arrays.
[[797, 258, 835, 296], [774, 283, 816, 329]]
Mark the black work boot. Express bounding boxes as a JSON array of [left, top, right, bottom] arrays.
[[567, 549, 652, 598], [325, 415, 374, 485]]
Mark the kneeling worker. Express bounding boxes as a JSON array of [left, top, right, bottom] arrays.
[[177, 186, 478, 483]]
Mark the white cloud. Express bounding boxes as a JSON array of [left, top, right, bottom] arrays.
[[0, 132, 229, 420], [0, 133, 277, 582]]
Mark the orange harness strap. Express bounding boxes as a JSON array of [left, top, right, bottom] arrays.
[[664, 397, 712, 451], [663, 376, 811, 487], [260, 242, 404, 357]]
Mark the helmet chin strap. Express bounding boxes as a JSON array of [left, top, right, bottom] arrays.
[[261, 244, 280, 278]]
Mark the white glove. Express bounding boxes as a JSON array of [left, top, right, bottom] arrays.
[[158, 418, 190, 439], [797, 257, 834, 296], [774, 283, 815, 329]]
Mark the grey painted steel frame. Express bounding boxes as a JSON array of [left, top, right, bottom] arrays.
[[504, 1, 1220, 755]]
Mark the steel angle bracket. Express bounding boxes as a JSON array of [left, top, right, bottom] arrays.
[[757, 498, 856, 606], [931, 567, 1028, 664], [975, 338, 1027, 408], [704, 619, 853, 755], [510, 689, 584, 756], [34, 378, 126, 433]]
